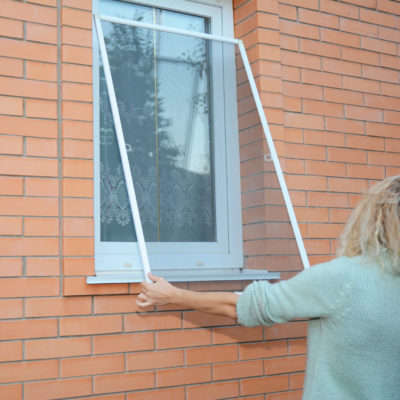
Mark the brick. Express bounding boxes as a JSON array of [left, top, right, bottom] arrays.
[[61, 354, 124, 378], [0, 197, 58, 216], [0, 299, 23, 319], [265, 355, 306, 375], [26, 137, 58, 157], [61, 0, 92, 10], [62, 63, 92, 84], [0, 360, 58, 384], [62, 120, 93, 139], [366, 122, 398, 139], [286, 175, 327, 191], [0, 238, 59, 256], [62, 156, 94, 178], [384, 110, 400, 125], [328, 177, 369, 193], [304, 130, 345, 147], [323, 88, 363, 106], [0, 38, 56, 63], [62, 82, 92, 102], [62, 257, 93, 276], [328, 147, 367, 164], [62, 101, 92, 121], [94, 371, 154, 394], [157, 329, 211, 349], [26, 296, 91, 317], [26, 61, 57, 82], [25, 337, 91, 360], [281, 66, 300, 82], [187, 381, 239, 400], [284, 113, 324, 132], [25, 100, 58, 119], [0, 319, 57, 340], [241, 374, 289, 396], [290, 372, 305, 389], [340, 17, 378, 37], [0, 17, 23, 39], [308, 223, 344, 239], [127, 387, 184, 400], [63, 198, 93, 217], [239, 340, 287, 360], [0, 76, 57, 100], [93, 294, 139, 314], [362, 36, 397, 55], [294, 207, 330, 223], [63, 237, 93, 256], [25, 257, 59, 276], [308, 191, 348, 207], [62, 218, 93, 236], [360, 8, 397, 28], [182, 311, 235, 329], [302, 70, 342, 89], [0, 216, 22, 235], [62, 139, 93, 158], [0, 1, 57, 24], [280, 34, 300, 51], [0, 96, 23, 116], [60, 315, 122, 336], [24, 217, 58, 236], [127, 349, 184, 371], [62, 26, 92, 47], [280, 20, 319, 40], [0, 176, 23, 195], [321, 28, 359, 48], [124, 312, 181, 332], [26, 22, 57, 44], [381, 54, 400, 70], [368, 151, 400, 167], [278, 3, 297, 20], [61, 8, 91, 29], [0, 56, 23, 77], [62, 45, 92, 65], [214, 359, 263, 380], [0, 115, 57, 138], [283, 82, 323, 101], [93, 332, 154, 354], [385, 138, 400, 153], [213, 326, 263, 344], [279, 0, 319, 9], [0, 155, 58, 177], [62, 178, 93, 197], [268, 391, 303, 400], [281, 50, 321, 70], [0, 341, 22, 362], [347, 164, 385, 179], [322, 58, 362, 77], [24, 377, 92, 400], [303, 99, 343, 118], [0, 257, 23, 277], [299, 9, 339, 29], [325, 117, 365, 135], [157, 365, 211, 387], [320, 0, 359, 19], [25, 178, 59, 197], [0, 277, 59, 298], [378, 26, 400, 42], [186, 344, 237, 365], [300, 39, 340, 58], [341, 47, 380, 66], [28, 0, 57, 5], [0, 385, 21, 400], [363, 65, 399, 84]]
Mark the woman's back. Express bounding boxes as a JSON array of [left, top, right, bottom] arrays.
[[237, 256, 400, 400]]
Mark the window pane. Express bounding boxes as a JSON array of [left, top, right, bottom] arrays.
[[99, 16, 216, 242]]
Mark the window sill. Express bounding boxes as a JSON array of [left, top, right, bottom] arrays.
[[86, 268, 280, 283]]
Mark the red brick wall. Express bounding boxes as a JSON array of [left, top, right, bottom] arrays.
[[0, 0, 398, 398]]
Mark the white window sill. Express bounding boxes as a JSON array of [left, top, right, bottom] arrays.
[[86, 268, 280, 284]]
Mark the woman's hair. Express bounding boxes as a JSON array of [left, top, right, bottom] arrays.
[[337, 175, 400, 272]]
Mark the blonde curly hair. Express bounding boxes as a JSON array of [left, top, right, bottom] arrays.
[[337, 175, 400, 273]]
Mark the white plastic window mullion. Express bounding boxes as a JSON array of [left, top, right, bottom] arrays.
[[94, 15, 152, 282], [238, 41, 310, 270]]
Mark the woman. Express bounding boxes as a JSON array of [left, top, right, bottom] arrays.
[[137, 175, 400, 400]]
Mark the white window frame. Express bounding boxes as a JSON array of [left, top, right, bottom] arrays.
[[89, 0, 308, 283]]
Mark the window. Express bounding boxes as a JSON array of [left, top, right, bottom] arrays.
[[89, 0, 307, 283]]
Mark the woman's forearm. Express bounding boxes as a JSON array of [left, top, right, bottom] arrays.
[[137, 273, 239, 319], [173, 287, 239, 319]]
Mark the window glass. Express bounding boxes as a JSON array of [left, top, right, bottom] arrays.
[[99, 4, 216, 243]]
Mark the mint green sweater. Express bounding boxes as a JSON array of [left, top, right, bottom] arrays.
[[236, 256, 400, 400]]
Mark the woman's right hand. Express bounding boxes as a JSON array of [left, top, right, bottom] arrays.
[[136, 273, 177, 308]]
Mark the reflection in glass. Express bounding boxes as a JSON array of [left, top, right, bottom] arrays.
[[99, 9, 216, 243]]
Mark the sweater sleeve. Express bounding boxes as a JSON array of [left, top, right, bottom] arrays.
[[236, 257, 355, 327]]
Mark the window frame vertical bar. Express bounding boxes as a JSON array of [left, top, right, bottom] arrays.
[[237, 40, 310, 270], [93, 14, 152, 282]]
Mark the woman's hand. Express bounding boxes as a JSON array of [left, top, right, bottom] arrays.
[[137, 273, 177, 308]]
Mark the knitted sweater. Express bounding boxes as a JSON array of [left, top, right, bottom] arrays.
[[236, 256, 400, 400]]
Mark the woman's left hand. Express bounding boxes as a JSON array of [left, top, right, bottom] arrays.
[[136, 273, 177, 308]]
